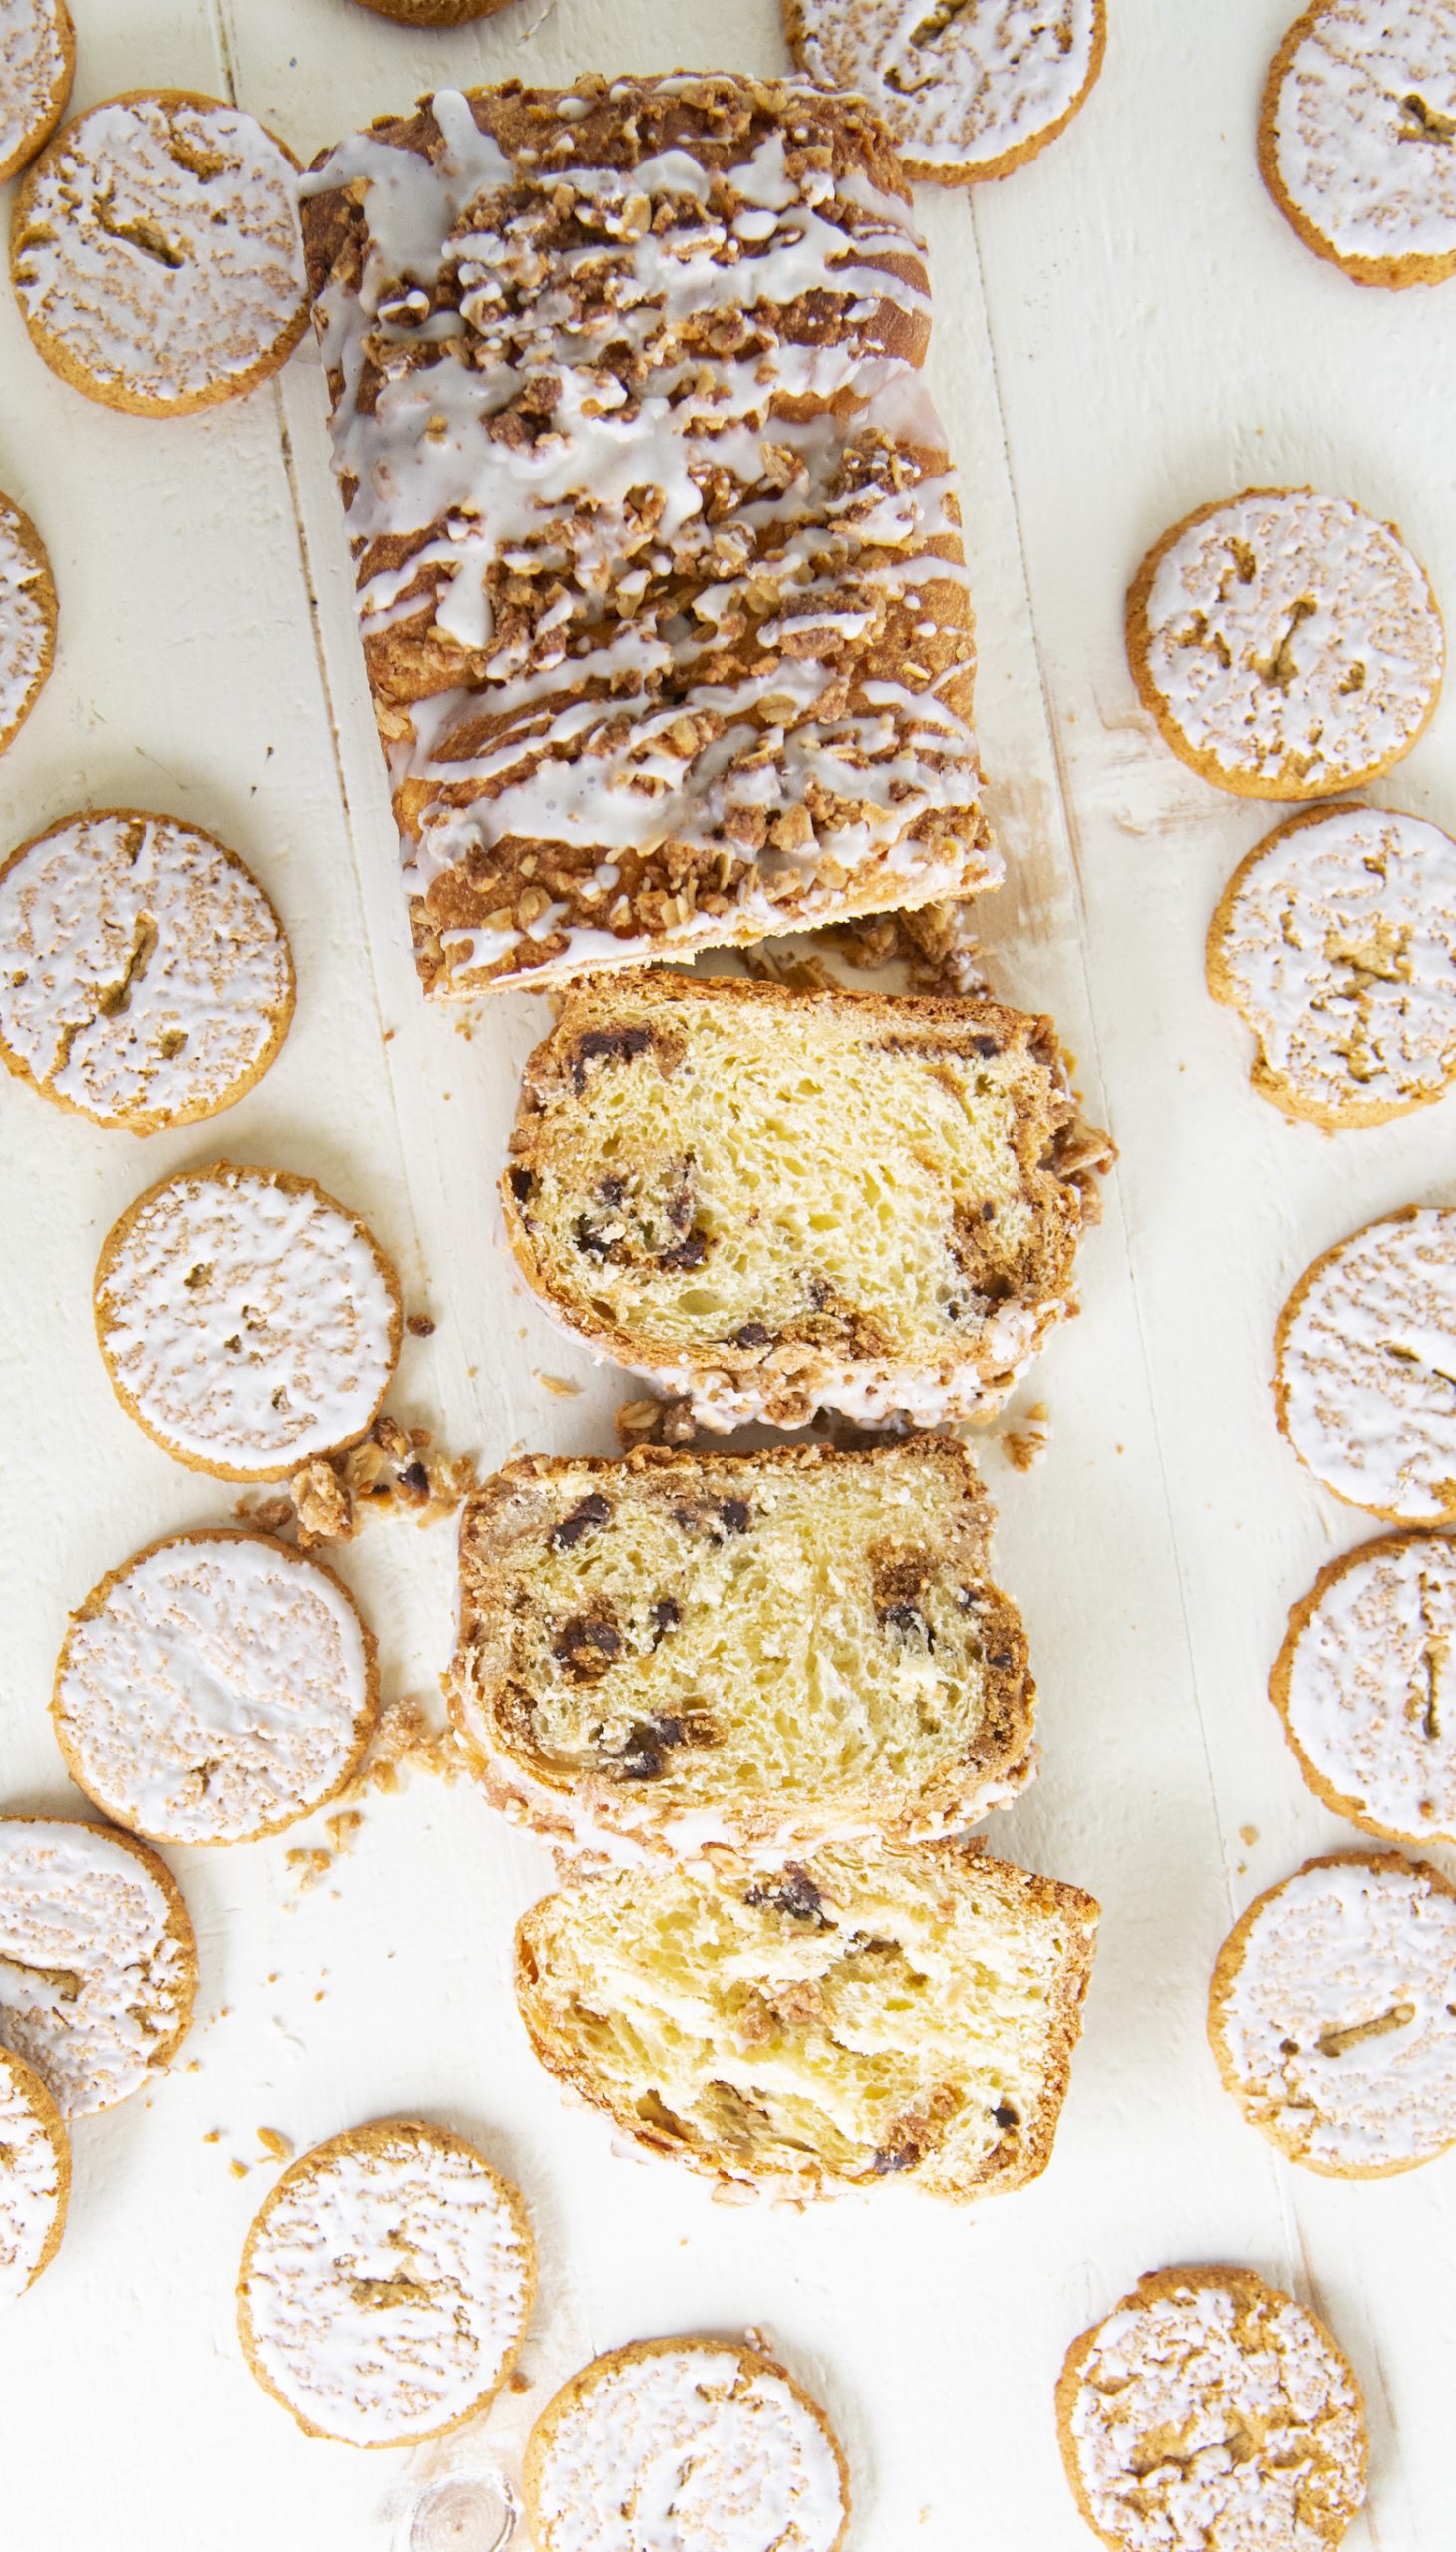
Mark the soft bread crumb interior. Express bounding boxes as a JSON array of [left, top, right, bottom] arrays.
[[516, 1840, 1096, 2198]]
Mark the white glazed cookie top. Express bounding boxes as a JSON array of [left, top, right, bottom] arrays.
[[1214, 1857, 1456, 2171], [55, 1533, 373, 1845], [1278, 1208, 1456, 1520], [0, 2049, 64, 2307], [1065, 2273, 1365, 2551], [0, 493, 53, 750], [0, 1819, 192, 2116], [1211, 805, 1456, 1122], [530, 2343, 846, 2552], [13, 94, 305, 408], [1282, 1533, 1456, 1843], [0, 811, 292, 1129], [0, 0, 69, 183], [240, 2123, 533, 2444], [302, 85, 996, 988], [792, 0, 1100, 176], [1139, 490, 1443, 791], [1270, 1, 1456, 266], [96, 1163, 400, 1479]]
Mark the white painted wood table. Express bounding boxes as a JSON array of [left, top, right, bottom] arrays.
[[1, 2, 1453, 2544]]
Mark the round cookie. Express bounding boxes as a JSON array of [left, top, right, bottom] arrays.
[[0, 490, 56, 758], [784, 0, 1105, 186], [524, 2334, 850, 2552], [53, 1529, 378, 1847], [94, 1160, 402, 1482], [11, 91, 308, 418], [1273, 1529, 1456, 1844], [1274, 1205, 1456, 1522], [1207, 801, 1456, 1128], [1208, 1851, 1456, 2176], [1260, 1, 1456, 291], [237, 2118, 536, 2447], [1056, 2264, 1367, 2552], [0, 1816, 196, 2116], [1126, 487, 1445, 799], [0, 808, 294, 1133], [0, 0, 74, 188], [0, 2047, 69, 2306], [347, 0, 517, 19]]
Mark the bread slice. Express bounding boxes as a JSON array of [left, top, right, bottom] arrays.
[[502, 971, 1110, 1429], [513, 1837, 1099, 2201], [450, 1437, 1035, 1863]]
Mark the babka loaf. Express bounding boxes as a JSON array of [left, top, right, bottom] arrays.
[[514, 1837, 1099, 2201], [298, 75, 999, 996], [449, 1437, 1036, 1861], [502, 971, 1111, 1428]]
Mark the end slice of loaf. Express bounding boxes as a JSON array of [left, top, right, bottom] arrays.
[[502, 971, 1111, 1428], [513, 1837, 1099, 2201], [449, 1437, 1035, 1862]]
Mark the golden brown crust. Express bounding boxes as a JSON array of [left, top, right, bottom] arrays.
[[11, 91, 308, 418], [0, 1813, 198, 2094], [1206, 1847, 1456, 2179], [0, 489, 57, 756], [513, 1836, 1099, 2202], [1272, 1202, 1451, 1523], [1203, 799, 1452, 1129], [235, 2116, 537, 2447], [501, 970, 1110, 1426], [523, 2333, 851, 2552], [783, 0, 1106, 187], [1126, 487, 1443, 800], [92, 1160, 404, 1483], [449, 1436, 1036, 1858], [1269, 1529, 1446, 1840], [51, 1527, 380, 1847], [0, 0, 74, 187], [1257, 6, 1456, 291], [1055, 2264, 1367, 2552], [0, 806, 296, 1132], [0, 2046, 70, 2294]]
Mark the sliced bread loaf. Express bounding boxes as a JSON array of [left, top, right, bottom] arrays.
[[450, 1437, 1035, 1862], [514, 1836, 1098, 2201], [502, 971, 1110, 1428]]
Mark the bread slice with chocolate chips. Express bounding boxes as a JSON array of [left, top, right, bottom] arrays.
[[449, 1437, 1035, 1863], [501, 972, 1111, 1430], [514, 1837, 1099, 2202]]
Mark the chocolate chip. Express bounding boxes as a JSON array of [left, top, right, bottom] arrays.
[[658, 1231, 707, 1271], [745, 1861, 825, 1924], [599, 1174, 626, 1207], [574, 1214, 614, 1260], [570, 1025, 652, 1092], [508, 1166, 533, 1203], [399, 1460, 429, 1494], [715, 1498, 750, 1537], [553, 1614, 622, 1679], [972, 1034, 1001, 1058], [994, 2104, 1019, 2130], [552, 1492, 612, 1550], [882, 1601, 934, 1652], [731, 1322, 771, 1349], [649, 1596, 680, 1646]]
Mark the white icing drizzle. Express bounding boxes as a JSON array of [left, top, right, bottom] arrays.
[[96, 1163, 400, 1480], [1281, 1531, 1456, 1842], [1278, 1207, 1456, 1521], [1271, 0, 1456, 267], [1212, 804, 1456, 1122], [12, 94, 305, 407], [530, 2342, 846, 2552], [793, 0, 1101, 177], [0, 493, 53, 750], [0, 811, 292, 1129], [0, 1819, 192, 2117], [301, 84, 997, 991], [0, 0, 69, 183], [1140, 490, 1444, 791], [241, 2122, 532, 2446], [0, 2049, 64, 2307], [55, 1533, 373, 1846], [1066, 2273, 1365, 2552], [1215, 1856, 1456, 2171]]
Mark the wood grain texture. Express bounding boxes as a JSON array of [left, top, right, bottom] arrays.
[[0, 0, 1449, 2542]]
